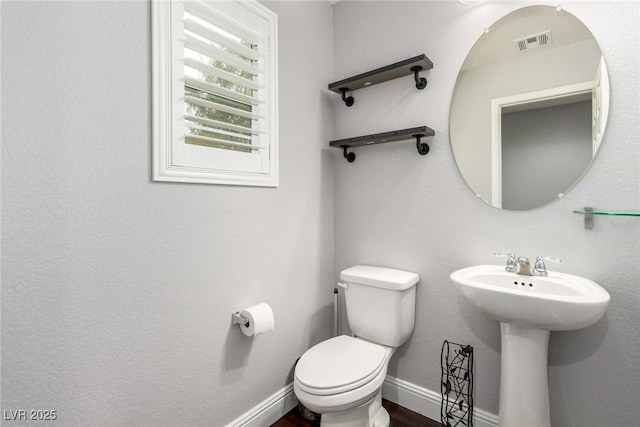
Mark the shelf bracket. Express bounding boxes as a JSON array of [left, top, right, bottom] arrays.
[[415, 134, 430, 155], [411, 66, 428, 90], [342, 146, 356, 163], [583, 206, 594, 230], [339, 88, 354, 107]]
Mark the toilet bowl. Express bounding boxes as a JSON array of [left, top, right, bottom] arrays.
[[294, 335, 394, 427], [293, 265, 420, 427]]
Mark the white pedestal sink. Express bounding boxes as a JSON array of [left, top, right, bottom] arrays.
[[450, 265, 610, 427]]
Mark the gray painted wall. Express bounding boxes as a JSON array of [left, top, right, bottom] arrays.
[[502, 101, 592, 210], [2, 1, 639, 427], [1, 1, 334, 425], [333, 1, 639, 426]]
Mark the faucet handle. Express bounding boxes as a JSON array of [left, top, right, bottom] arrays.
[[495, 253, 517, 272], [533, 256, 561, 276]]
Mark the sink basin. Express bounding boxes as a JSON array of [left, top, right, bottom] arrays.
[[451, 264, 610, 427], [450, 264, 610, 331]]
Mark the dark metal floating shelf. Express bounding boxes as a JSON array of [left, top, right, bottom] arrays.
[[330, 126, 434, 162], [329, 54, 433, 106]]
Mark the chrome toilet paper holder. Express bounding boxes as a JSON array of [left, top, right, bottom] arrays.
[[231, 311, 250, 327]]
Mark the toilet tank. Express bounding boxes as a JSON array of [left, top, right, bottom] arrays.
[[340, 265, 419, 347]]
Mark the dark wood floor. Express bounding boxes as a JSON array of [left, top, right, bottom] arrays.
[[272, 399, 442, 427]]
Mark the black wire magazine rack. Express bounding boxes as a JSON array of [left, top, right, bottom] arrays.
[[441, 341, 474, 427]]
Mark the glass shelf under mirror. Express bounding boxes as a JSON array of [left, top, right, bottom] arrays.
[[573, 210, 640, 216], [573, 207, 640, 229]]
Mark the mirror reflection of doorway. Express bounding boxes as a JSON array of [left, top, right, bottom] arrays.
[[501, 99, 592, 210], [489, 80, 602, 209]]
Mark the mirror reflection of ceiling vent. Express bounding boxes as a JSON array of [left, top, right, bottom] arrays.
[[515, 31, 552, 51]]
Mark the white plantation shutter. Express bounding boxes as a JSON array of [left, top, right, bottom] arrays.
[[152, 0, 278, 186]]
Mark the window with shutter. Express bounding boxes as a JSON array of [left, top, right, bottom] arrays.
[[152, 0, 278, 186]]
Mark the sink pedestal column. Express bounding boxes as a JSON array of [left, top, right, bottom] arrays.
[[498, 323, 550, 427]]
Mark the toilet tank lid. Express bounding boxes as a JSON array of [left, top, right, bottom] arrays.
[[340, 265, 419, 290]]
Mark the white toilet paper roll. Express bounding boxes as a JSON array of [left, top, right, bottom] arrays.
[[240, 303, 274, 337]]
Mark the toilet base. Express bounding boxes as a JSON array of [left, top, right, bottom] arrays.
[[319, 391, 389, 427]]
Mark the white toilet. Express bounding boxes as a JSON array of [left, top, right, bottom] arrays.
[[294, 265, 419, 427]]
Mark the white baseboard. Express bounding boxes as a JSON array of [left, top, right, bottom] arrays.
[[382, 375, 498, 427], [226, 376, 498, 427], [226, 383, 297, 427]]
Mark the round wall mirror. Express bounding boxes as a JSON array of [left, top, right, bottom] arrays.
[[450, 6, 609, 211]]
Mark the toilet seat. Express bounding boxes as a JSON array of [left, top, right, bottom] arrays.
[[295, 335, 387, 396]]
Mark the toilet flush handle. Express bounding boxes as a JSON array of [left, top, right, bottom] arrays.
[[336, 281, 348, 290]]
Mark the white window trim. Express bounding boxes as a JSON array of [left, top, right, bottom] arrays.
[[152, 0, 279, 187]]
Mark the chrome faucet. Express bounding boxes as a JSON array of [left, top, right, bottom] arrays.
[[516, 257, 533, 276], [494, 253, 517, 273], [533, 256, 561, 276], [497, 253, 561, 276]]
